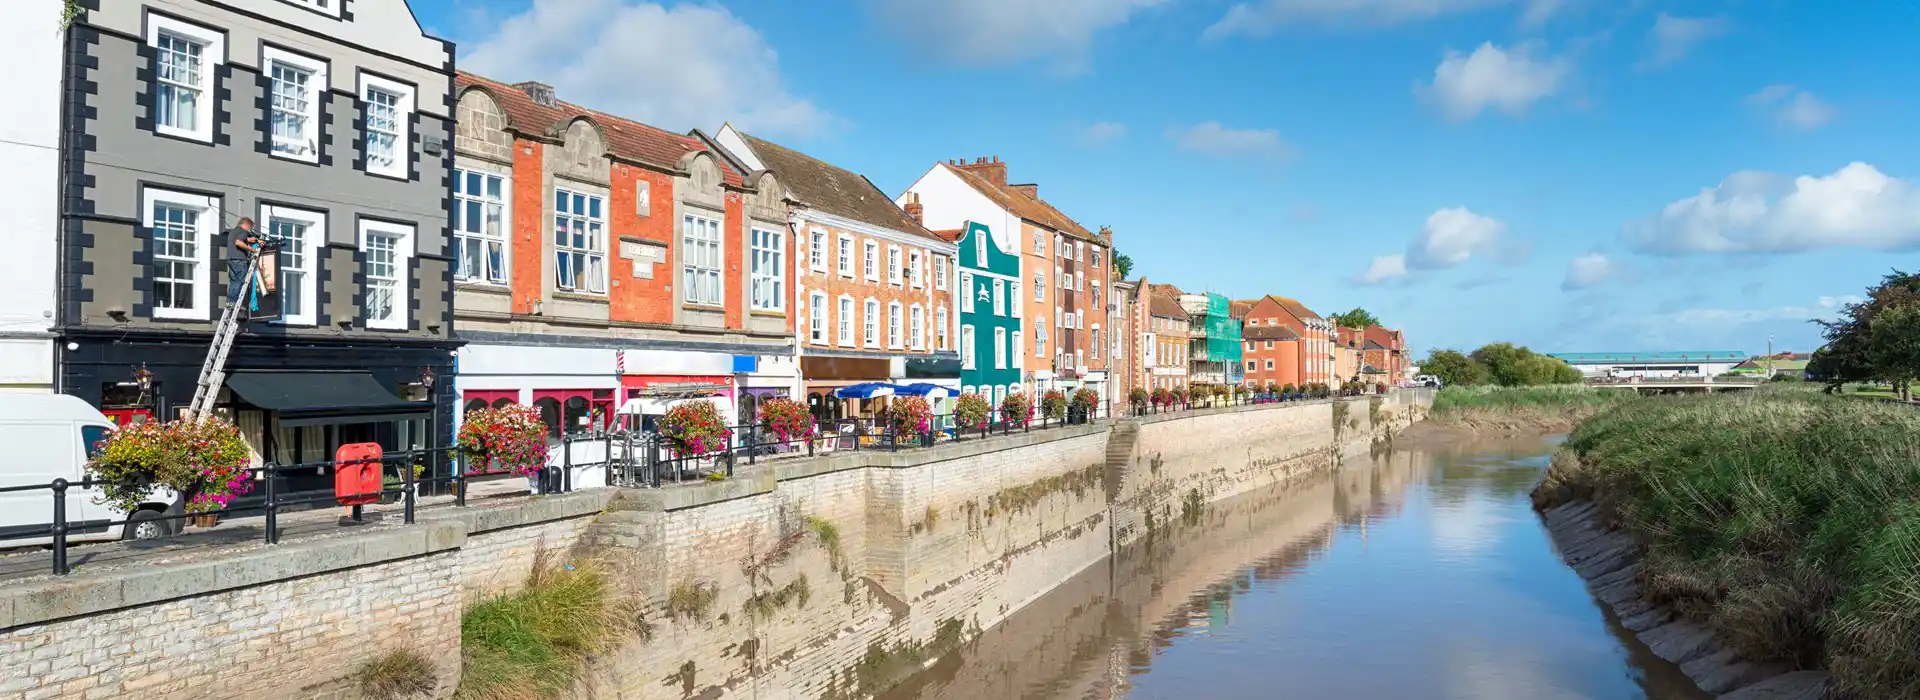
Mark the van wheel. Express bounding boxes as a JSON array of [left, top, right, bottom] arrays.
[[123, 510, 169, 541]]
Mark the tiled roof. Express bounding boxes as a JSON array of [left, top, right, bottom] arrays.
[[1361, 364, 1388, 374], [1150, 283, 1185, 299], [1336, 327, 1360, 345], [929, 228, 964, 244], [1149, 294, 1188, 319], [1265, 294, 1324, 322], [1229, 301, 1252, 319], [945, 165, 1097, 241], [740, 133, 944, 244], [1363, 340, 1388, 350], [1245, 325, 1301, 341], [455, 72, 741, 186], [1364, 325, 1401, 350]]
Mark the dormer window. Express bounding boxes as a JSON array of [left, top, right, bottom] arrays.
[[281, 0, 340, 18]]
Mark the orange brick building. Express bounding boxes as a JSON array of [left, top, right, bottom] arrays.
[[451, 74, 796, 433], [1241, 295, 1336, 388], [1362, 325, 1408, 386]]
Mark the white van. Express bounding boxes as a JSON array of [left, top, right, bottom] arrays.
[[0, 394, 176, 548]]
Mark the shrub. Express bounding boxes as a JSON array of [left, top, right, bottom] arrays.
[[888, 396, 933, 438], [999, 392, 1033, 426], [458, 404, 549, 477], [457, 554, 637, 700], [1040, 390, 1068, 420], [659, 400, 732, 458], [356, 649, 436, 700], [755, 397, 814, 443], [1129, 387, 1149, 406], [954, 393, 993, 430], [1150, 388, 1175, 406], [1282, 383, 1296, 397], [86, 417, 252, 514]]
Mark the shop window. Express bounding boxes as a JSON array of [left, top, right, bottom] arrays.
[[533, 397, 562, 440]]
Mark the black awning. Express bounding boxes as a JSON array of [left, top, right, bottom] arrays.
[[226, 371, 431, 427]]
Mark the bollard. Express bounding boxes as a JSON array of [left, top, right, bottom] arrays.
[[51, 479, 70, 575], [265, 463, 280, 544]]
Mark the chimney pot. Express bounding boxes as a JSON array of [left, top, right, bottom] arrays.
[[513, 81, 557, 107]]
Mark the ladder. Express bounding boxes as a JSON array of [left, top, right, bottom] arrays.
[[186, 256, 259, 422]]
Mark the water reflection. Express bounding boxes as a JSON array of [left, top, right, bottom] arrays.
[[878, 435, 1711, 700]]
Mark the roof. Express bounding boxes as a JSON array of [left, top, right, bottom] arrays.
[[1258, 294, 1324, 322], [1149, 294, 1188, 319], [1361, 365, 1388, 374], [1733, 358, 1811, 371], [1244, 325, 1301, 341], [944, 165, 1097, 242], [1363, 340, 1388, 351], [1363, 325, 1401, 350], [1150, 283, 1185, 298], [740, 132, 943, 243], [1547, 351, 1750, 365], [1229, 301, 1252, 319], [929, 228, 964, 244], [455, 72, 741, 186], [1336, 327, 1360, 345]]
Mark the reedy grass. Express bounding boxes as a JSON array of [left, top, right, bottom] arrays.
[[1429, 385, 1632, 433], [1537, 387, 1920, 699], [455, 550, 640, 700]]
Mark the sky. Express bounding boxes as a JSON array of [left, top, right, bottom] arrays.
[[413, 0, 1920, 357]]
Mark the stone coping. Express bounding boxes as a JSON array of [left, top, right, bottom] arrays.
[[0, 519, 465, 631], [420, 489, 612, 535]]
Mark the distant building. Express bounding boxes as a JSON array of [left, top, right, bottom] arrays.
[[1730, 352, 1812, 378], [1547, 351, 1750, 379], [1362, 325, 1407, 386], [1242, 295, 1335, 386], [1146, 292, 1190, 391], [1334, 327, 1362, 385]]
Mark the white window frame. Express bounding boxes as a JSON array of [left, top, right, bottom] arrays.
[[933, 255, 950, 290], [992, 279, 1005, 317], [144, 189, 217, 321], [959, 272, 974, 314], [454, 167, 510, 285], [555, 187, 608, 294], [1035, 330, 1045, 357], [936, 307, 949, 350], [1092, 325, 1101, 361], [681, 211, 723, 304], [961, 325, 976, 370], [357, 219, 413, 330], [909, 250, 924, 288], [809, 291, 827, 344], [260, 204, 323, 326], [358, 73, 415, 180], [1010, 285, 1021, 319], [808, 229, 827, 273], [910, 304, 925, 350], [887, 245, 902, 285], [1032, 231, 1044, 256], [1011, 331, 1023, 370], [146, 15, 224, 143], [261, 46, 324, 161], [837, 234, 854, 277], [1057, 265, 1065, 289], [887, 301, 903, 349], [973, 234, 987, 266], [994, 327, 1007, 369], [838, 295, 856, 347], [864, 298, 881, 348], [750, 226, 784, 311], [864, 241, 879, 281], [1034, 273, 1044, 302]]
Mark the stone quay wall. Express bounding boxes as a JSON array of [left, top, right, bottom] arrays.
[[0, 391, 1433, 700]]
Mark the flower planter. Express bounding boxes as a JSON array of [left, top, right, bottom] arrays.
[[188, 513, 219, 528]]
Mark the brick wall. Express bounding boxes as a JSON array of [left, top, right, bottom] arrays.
[[509, 140, 545, 315], [795, 221, 946, 355], [609, 164, 677, 324]]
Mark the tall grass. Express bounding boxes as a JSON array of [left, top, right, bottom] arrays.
[[1429, 385, 1632, 432], [1541, 387, 1920, 699], [456, 551, 639, 700]]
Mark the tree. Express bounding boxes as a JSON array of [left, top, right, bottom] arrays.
[[1420, 349, 1488, 387], [1112, 249, 1134, 278], [1867, 302, 1920, 401], [1330, 307, 1381, 329], [1469, 342, 1582, 386], [1815, 270, 1920, 394]]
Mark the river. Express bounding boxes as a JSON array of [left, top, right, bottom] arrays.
[[877, 434, 1712, 700]]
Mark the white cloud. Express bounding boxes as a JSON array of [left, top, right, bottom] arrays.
[[1744, 85, 1835, 130], [1204, 0, 1566, 39], [1356, 207, 1507, 284], [1168, 121, 1295, 159], [1561, 252, 1616, 290], [1410, 207, 1507, 268], [1645, 14, 1724, 67], [1080, 121, 1128, 145], [462, 0, 829, 137], [1360, 254, 1409, 285], [1630, 162, 1920, 254], [1421, 43, 1571, 121], [868, 0, 1164, 73], [1819, 295, 1863, 309]]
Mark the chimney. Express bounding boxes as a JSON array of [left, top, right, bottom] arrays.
[[514, 81, 557, 107], [1097, 225, 1114, 245], [952, 155, 1007, 187], [902, 192, 923, 225], [1010, 183, 1038, 199]]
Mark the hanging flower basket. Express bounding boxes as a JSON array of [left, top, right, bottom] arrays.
[[1069, 388, 1099, 423], [458, 404, 549, 477], [888, 396, 933, 440], [659, 400, 733, 459], [85, 417, 253, 516], [756, 397, 814, 444], [1040, 390, 1068, 421], [999, 392, 1033, 427], [954, 393, 993, 431], [1151, 388, 1175, 407]]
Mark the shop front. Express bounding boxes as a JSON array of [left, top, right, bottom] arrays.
[[801, 355, 896, 423]]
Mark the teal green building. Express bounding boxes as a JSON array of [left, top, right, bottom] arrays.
[[955, 221, 1021, 402]]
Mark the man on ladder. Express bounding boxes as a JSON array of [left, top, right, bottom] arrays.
[[225, 217, 273, 318]]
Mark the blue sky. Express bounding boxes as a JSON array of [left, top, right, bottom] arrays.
[[417, 0, 1920, 357]]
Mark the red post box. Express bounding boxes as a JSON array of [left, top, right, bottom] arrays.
[[334, 442, 384, 506]]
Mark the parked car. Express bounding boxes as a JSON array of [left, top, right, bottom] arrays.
[[1413, 375, 1443, 388], [0, 394, 176, 549]]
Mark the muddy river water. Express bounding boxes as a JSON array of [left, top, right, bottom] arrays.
[[878, 434, 1711, 700]]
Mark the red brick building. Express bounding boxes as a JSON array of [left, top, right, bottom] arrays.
[[1362, 325, 1407, 386], [1241, 295, 1335, 387]]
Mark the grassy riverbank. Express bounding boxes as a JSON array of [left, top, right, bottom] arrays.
[[1535, 388, 1920, 699], [1427, 385, 1632, 433]]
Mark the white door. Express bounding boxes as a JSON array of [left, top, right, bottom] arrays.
[[0, 421, 93, 548]]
